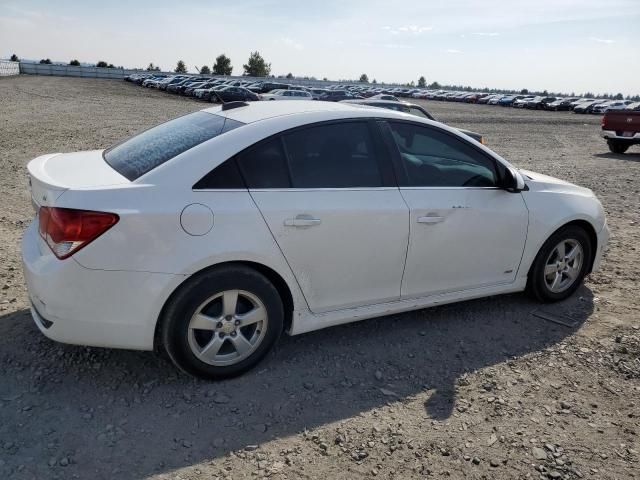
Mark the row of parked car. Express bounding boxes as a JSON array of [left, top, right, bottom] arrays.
[[124, 73, 367, 103], [124, 73, 640, 113]]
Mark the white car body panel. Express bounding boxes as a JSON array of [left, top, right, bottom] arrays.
[[251, 188, 409, 313], [399, 188, 528, 298], [21, 101, 609, 351]]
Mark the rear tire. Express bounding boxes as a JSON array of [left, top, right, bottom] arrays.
[[526, 226, 592, 302], [607, 140, 630, 154], [161, 266, 284, 380]]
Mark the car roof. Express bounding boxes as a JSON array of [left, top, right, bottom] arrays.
[[202, 100, 399, 124]]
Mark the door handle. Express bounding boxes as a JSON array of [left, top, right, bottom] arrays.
[[417, 215, 445, 224], [284, 215, 321, 227]]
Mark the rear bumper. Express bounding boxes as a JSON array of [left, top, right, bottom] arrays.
[[21, 221, 185, 350], [602, 130, 640, 141]]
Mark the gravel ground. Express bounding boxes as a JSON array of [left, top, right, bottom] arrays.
[[0, 75, 638, 480]]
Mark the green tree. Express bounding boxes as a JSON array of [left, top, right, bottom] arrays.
[[10, 53, 19, 62], [359, 73, 369, 83], [96, 60, 108, 68], [243, 51, 271, 77], [372, 78, 377, 84], [418, 76, 426, 88], [69, 59, 80, 66], [613, 92, 624, 100], [213, 54, 233, 75], [39, 58, 52, 64], [146, 63, 161, 71], [520, 88, 529, 94], [174, 60, 187, 73], [286, 72, 293, 79], [199, 65, 211, 74], [107, 63, 115, 68], [429, 81, 441, 89]]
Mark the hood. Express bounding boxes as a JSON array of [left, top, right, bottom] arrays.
[[520, 169, 594, 197]]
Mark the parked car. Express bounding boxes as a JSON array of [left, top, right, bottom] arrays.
[[249, 82, 290, 94], [318, 90, 361, 101], [370, 94, 400, 101], [596, 100, 632, 113], [23, 101, 609, 379], [626, 102, 640, 111], [513, 97, 536, 108], [477, 94, 500, 104], [209, 86, 260, 103], [498, 95, 525, 107], [342, 99, 484, 143], [546, 98, 580, 111], [525, 97, 557, 110], [574, 100, 607, 114], [260, 90, 313, 100], [602, 109, 640, 153]]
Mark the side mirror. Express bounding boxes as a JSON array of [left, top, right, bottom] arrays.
[[502, 168, 526, 192]]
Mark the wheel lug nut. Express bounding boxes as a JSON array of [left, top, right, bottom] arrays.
[[219, 332, 225, 338], [216, 322, 223, 328], [234, 320, 240, 326], [231, 331, 236, 337], [225, 315, 233, 321]]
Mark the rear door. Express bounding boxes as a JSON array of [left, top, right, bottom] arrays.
[[239, 120, 409, 313]]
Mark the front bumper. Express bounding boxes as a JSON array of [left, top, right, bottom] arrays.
[[21, 221, 184, 350], [592, 220, 609, 273]]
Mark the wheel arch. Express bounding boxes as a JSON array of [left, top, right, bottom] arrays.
[[527, 219, 599, 280], [153, 260, 296, 352]]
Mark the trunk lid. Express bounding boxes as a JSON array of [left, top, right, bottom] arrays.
[[27, 150, 129, 207]]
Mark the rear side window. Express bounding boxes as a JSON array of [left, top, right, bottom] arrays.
[[283, 122, 383, 188], [237, 138, 291, 188], [104, 112, 243, 181]]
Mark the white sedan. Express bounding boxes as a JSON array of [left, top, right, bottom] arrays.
[[260, 89, 312, 100], [22, 101, 608, 379]]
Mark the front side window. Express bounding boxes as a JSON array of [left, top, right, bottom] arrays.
[[387, 121, 497, 188], [104, 112, 243, 181]]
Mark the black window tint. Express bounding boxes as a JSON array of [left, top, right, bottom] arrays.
[[193, 159, 245, 189], [388, 122, 497, 187], [237, 138, 291, 188], [283, 122, 383, 188], [104, 112, 243, 181]]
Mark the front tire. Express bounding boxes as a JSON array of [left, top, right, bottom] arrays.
[[607, 140, 630, 154], [527, 226, 592, 302], [161, 266, 284, 379]]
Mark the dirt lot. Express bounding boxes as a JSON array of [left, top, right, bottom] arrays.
[[0, 75, 638, 480]]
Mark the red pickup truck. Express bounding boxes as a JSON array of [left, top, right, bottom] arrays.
[[602, 110, 640, 153]]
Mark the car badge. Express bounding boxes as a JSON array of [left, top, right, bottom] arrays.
[[627, 118, 633, 123]]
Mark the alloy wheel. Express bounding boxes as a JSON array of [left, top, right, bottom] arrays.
[[187, 289, 268, 366]]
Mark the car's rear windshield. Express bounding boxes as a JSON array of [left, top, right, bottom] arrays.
[[104, 112, 244, 181]]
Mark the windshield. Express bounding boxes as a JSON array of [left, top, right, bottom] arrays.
[[104, 112, 244, 181]]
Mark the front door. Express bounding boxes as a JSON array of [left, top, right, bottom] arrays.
[[383, 120, 528, 299]]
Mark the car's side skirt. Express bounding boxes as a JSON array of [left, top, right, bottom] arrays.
[[289, 278, 528, 335]]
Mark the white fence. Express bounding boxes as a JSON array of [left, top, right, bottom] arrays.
[[0, 60, 20, 76], [20, 63, 133, 79], [17, 62, 386, 88]]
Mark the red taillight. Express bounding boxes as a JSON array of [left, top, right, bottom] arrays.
[[601, 116, 606, 128], [38, 207, 119, 259]]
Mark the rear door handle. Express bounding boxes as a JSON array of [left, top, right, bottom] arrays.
[[284, 215, 321, 227], [417, 215, 445, 224]]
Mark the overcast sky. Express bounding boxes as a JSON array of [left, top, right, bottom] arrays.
[[1, 0, 638, 95]]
